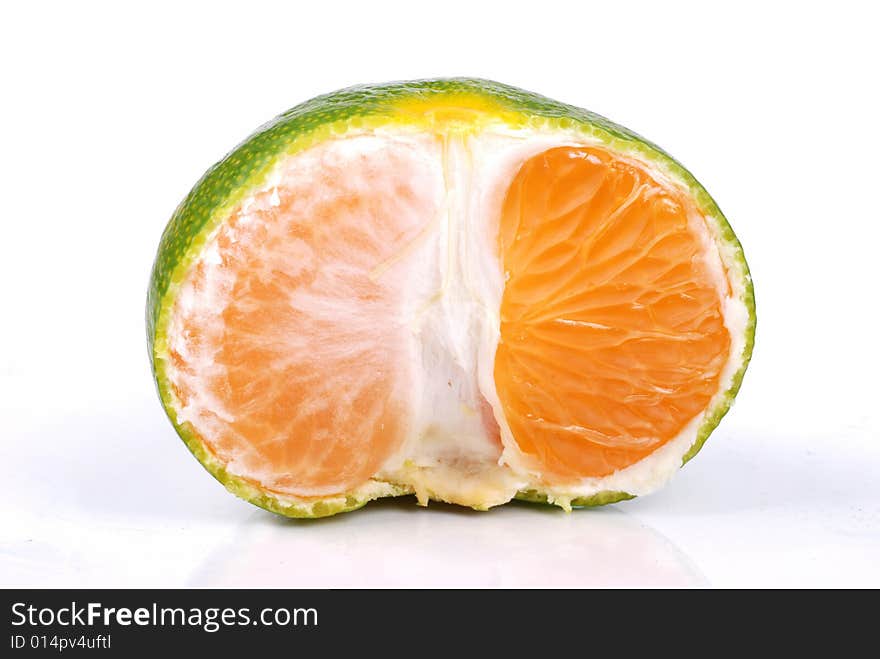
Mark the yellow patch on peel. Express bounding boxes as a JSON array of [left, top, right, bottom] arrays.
[[391, 93, 526, 133]]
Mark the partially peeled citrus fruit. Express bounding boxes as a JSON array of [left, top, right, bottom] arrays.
[[147, 79, 755, 517]]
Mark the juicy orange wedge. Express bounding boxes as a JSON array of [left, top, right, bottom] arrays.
[[495, 146, 731, 481]]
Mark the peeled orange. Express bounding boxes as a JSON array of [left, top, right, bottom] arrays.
[[147, 79, 755, 517]]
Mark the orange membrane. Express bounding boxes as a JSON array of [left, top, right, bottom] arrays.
[[494, 146, 731, 481], [167, 137, 442, 497]]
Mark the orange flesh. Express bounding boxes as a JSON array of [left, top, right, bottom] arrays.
[[494, 146, 731, 481], [167, 139, 439, 497]]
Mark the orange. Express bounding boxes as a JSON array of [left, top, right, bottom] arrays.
[[148, 79, 755, 517]]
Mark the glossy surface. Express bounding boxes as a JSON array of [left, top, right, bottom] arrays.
[[2, 395, 878, 588]]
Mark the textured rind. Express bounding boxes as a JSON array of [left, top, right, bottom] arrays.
[[515, 489, 635, 508], [147, 78, 755, 518]]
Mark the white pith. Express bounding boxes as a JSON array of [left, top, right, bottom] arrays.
[[164, 124, 750, 510]]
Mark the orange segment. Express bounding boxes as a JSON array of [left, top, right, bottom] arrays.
[[168, 138, 441, 497], [495, 146, 731, 481]]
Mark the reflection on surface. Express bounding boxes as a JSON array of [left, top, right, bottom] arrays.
[[3, 404, 705, 587], [8, 400, 880, 587], [190, 498, 706, 588]]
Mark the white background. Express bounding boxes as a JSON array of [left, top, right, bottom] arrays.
[[1, 1, 878, 588]]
